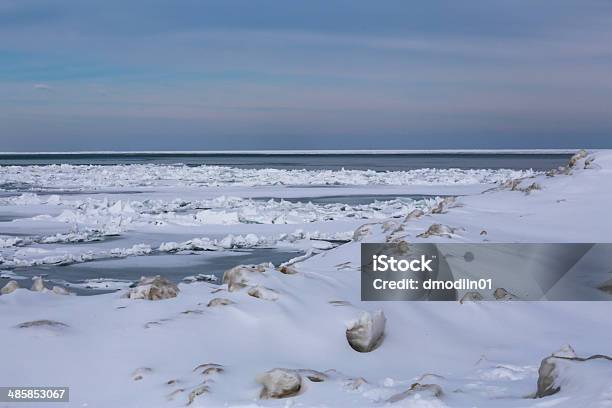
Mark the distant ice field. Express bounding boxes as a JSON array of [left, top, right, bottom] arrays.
[[0, 151, 570, 170], [0, 152, 556, 294]]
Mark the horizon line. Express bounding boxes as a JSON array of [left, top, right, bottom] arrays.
[[0, 149, 584, 156]]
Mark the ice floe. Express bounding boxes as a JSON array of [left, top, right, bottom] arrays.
[[0, 163, 536, 190]]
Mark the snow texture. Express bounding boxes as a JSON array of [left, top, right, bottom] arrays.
[[1, 151, 611, 407]]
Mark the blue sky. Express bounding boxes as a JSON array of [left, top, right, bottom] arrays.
[[1, 0, 612, 151]]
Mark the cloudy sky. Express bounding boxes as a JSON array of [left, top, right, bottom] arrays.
[[1, 0, 611, 151]]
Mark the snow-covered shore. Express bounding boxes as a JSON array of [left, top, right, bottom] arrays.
[[1, 151, 612, 407]]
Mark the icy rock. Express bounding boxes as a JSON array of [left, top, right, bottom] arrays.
[[257, 368, 302, 399], [503, 178, 522, 190], [522, 182, 542, 194], [187, 384, 209, 405], [386, 240, 410, 255], [460, 292, 483, 303], [431, 196, 457, 214], [277, 265, 298, 275], [535, 345, 577, 398], [193, 363, 224, 376], [248, 285, 279, 301], [16, 320, 69, 329], [352, 223, 379, 241], [132, 367, 153, 381], [568, 149, 588, 168], [207, 298, 235, 307], [552, 344, 577, 358], [31, 276, 45, 292], [493, 288, 517, 301], [387, 383, 444, 403], [166, 389, 184, 401], [343, 376, 368, 390], [222, 264, 267, 292], [536, 352, 612, 398], [183, 274, 218, 283], [598, 278, 612, 295], [404, 209, 424, 221], [584, 156, 596, 168], [382, 220, 401, 233], [297, 369, 327, 382], [125, 276, 179, 300], [52, 286, 71, 295], [346, 310, 386, 352], [417, 223, 457, 238], [1, 280, 19, 295], [535, 357, 561, 398]]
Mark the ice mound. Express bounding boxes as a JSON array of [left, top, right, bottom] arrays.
[[536, 349, 612, 400], [1, 280, 19, 295], [257, 368, 302, 399], [124, 276, 180, 300], [346, 310, 386, 353]]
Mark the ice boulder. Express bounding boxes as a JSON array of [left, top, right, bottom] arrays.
[[52, 286, 71, 295], [257, 368, 302, 399], [431, 196, 457, 214], [352, 223, 380, 242], [493, 288, 518, 301], [247, 285, 279, 301], [131, 367, 153, 381], [1, 280, 19, 295], [417, 223, 458, 238], [346, 310, 386, 352], [297, 369, 327, 383], [125, 276, 179, 300], [387, 383, 444, 403], [568, 149, 588, 168], [193, 363, 224, 376], [207, 298, 235, 307], [598, 278, 612, 295], [277, 264, 298, 275], [460, 291, 483, 303], [536, 348, 612, 399], [404, 209, 424, 221], [187, 384, 209, 405], [222, 263, 267, 292], [31, 276, 45, 292]]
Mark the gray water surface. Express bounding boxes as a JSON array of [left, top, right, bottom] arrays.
[[2, 249, 302, 296], [0, 152, 571, 171]]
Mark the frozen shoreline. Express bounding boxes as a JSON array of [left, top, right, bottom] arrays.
[[1, 150, 612, 407]]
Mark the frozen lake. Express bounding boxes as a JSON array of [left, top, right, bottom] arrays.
[[0, 151, 561, 295]]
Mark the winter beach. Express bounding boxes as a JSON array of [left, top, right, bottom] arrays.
[[1, 150, 611, 407]]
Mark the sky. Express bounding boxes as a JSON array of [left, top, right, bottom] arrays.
[[1, 0, 612, 151]]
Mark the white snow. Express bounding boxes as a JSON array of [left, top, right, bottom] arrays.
[[0, 151, 611, 407]]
